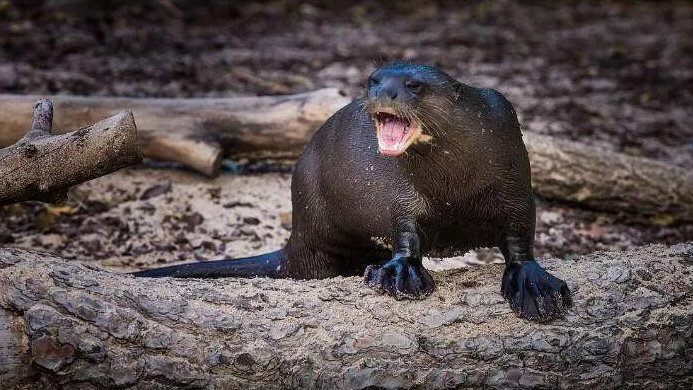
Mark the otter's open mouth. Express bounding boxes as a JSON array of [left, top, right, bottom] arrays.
[[373, 110, 424, 156]]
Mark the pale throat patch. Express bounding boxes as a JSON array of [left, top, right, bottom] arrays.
[[415, 133, 433, 144]]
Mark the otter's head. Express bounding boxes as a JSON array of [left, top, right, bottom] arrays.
[[365, 62, 460, 156]]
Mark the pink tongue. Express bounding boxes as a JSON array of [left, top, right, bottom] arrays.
[[380, 119, 407, 147]]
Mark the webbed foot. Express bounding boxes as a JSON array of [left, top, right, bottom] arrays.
[[364, 256, 435, 299], [501, 261, 572, 322]]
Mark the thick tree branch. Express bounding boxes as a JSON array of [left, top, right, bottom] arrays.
[[524, 132, 693, 224], [0, 99, 142, 206], [0, 90, 351, 177], [0, 244, 691, 389]]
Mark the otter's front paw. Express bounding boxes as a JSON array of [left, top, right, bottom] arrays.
[[364, 256, 435, 299], [501, 261, 572, 322]]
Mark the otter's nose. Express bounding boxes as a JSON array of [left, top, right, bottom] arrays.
[[370, 76, 419, 103], [376, 78, 401, 100]]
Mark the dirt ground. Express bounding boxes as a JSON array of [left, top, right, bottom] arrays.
[[0, 0, 692, 271]]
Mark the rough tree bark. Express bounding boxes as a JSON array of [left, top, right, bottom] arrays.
[[0, 90, 351, 177], [0, 99, 142, 206], [523, 132, 693, 224], [0, 244, 691, 389], [0, 93, 691, 222]]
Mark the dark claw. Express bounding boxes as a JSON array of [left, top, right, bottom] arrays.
[[364, 256, 435, 299], [501, 261, 572, 322]]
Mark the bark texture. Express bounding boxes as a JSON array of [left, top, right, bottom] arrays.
[[0, 90, 351, 176], [524, 132, 693, 224], [0, 93, 691, 222], [0, 99, 142, 206], [0, 244, 691, 389]]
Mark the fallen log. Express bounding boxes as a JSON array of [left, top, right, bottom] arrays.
[[0, 90, 351, 177], [524, 132, 693, 225], [0, 92, 691, 223], [0, 99, 142, 206], [0, 244, 691, 389]]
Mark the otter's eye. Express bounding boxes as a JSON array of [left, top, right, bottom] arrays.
[[405, 80, 423, 93]]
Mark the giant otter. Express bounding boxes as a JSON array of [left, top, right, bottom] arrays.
[[134, 63, 572, 321]]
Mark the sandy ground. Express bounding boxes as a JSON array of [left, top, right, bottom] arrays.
[[2, 168, 292, 271]]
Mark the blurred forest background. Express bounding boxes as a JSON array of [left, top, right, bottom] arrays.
[[0, 0, 691, 270]]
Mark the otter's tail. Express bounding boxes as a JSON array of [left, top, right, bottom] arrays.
[[131, 249, 284, 278]]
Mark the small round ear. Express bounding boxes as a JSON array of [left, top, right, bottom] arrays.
[[452, 82, 465, 104]]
